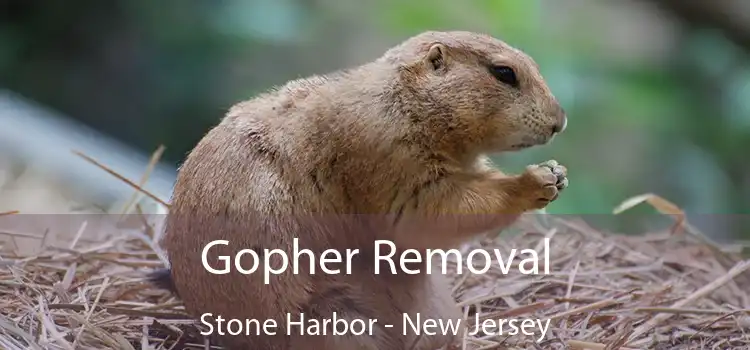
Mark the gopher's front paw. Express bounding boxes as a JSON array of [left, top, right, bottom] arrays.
[[519, 160, 568, 209]]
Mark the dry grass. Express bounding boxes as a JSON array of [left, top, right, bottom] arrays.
[[2, 209, 749, 349], [1, 151, 749, 349]]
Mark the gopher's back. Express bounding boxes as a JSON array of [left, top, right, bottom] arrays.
[[162, 116, 286, 322], [158, 72, 413, 348]]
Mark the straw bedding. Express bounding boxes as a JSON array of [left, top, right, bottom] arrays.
[[1, 199, 749, 349]]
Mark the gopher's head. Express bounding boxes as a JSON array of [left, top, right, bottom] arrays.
[[382, 31, 567, 154]]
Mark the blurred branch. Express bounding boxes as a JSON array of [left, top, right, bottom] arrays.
[[640, 0, 750, 52]]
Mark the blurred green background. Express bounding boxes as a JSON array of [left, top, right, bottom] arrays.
[[1, 0, 749, 238]]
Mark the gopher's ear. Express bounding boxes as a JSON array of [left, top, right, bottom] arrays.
[[424, 43, 448, 71]]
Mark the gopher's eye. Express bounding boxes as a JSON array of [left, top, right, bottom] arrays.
[[489, 65, 518, 87]]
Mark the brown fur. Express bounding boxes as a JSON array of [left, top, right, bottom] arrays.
[[155, 31, 568, 349]]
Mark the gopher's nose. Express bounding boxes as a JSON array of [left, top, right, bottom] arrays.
[[551, 106, 567, 134], [553, 116, 567, 134]]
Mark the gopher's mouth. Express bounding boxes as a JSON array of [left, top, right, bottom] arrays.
[[510, 134, 554, 150], [509, 143, 534, 150]]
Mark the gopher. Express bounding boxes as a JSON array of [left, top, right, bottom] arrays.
[[150, 30, 568, 349]]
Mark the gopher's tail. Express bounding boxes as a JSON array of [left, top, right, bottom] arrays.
[[146, 268, 179, 297]]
